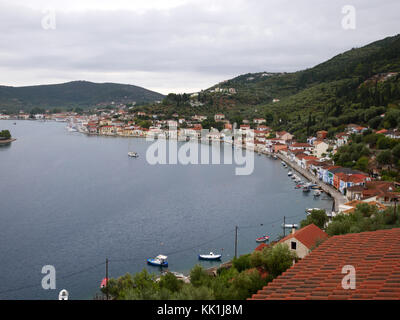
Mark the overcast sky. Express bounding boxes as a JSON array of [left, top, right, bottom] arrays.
[[0, 0, 399, 94]]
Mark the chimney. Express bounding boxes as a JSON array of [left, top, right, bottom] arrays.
[[291, 226, 296, 235]]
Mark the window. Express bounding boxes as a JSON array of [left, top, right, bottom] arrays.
[[291, 241, 297, 250]]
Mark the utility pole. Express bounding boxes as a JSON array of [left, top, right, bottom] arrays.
[[106, 258, 109, 301], [283, 216, 286, 237], [234, 226, 238, 259]]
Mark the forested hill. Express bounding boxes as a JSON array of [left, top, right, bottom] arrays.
[[211, 34, 400, 139], [0, 81, 165, 112], [153, 34, 400, 140]]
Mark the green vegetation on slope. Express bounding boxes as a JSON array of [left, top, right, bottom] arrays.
[[102, 243, 296, 300], [149, 34, 400, 140], [0, 81, 165, 113]]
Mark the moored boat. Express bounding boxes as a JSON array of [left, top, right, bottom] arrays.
[[281, 223, 299, 229], [198, 252, 222, 260], [128, 152, 139, 158], [314, 190, 322, 197], [288, 171, 293, 176], [100, 278, 108, 288], [147, 255, 168, 267], [256, 235, 270, 243]]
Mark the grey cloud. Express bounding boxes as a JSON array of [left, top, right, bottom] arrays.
[[0, 0, 399, 93]]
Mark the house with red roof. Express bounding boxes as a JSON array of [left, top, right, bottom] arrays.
[[289, 142, 313, 152], [278, 224, 328, 259], [316, 130, 328, 140], [251, 228, 400, 300]]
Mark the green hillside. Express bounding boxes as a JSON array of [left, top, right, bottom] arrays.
[[0, 81, 165, 112], [152, 34, 400, 140]]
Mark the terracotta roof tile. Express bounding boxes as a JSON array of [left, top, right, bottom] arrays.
[[251, 228, 400, 300]]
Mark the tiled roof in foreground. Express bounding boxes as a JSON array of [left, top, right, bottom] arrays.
[[251, 228, 400, 300]]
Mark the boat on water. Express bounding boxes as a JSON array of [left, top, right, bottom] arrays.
[[100, 278, 108, 288], [273, 155, 278, 159], [303, 186, 311, 192], [198, 252, 222, 261], [256, 235, 270, 243], [288, 171, 293, 176], [314, 190, 322, 197], [295, 184, 303, 189], [128, 152, 139, 158], [281, 223, 299, 229], [147, 255, 168, 267]]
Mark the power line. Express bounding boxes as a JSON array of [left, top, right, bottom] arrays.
[[0, 214, 306, 296]]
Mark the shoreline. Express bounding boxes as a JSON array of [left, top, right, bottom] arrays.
[[0, 138, 16, 144]]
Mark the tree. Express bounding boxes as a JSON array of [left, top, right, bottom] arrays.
[[250, 243, 297, 278], [354, 156, 369, 172], [377, 150, 392, 166], [300, 210, 328, 229], [0, 130, 11, 139], [189, 265, 211, 288], [232, 254, 252, 272], [159, 272, 184, 293]]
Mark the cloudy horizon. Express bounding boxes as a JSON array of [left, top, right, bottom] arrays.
[[0, 0, 399, 94]]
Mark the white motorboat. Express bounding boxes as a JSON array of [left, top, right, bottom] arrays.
[[198, 252, 222, 261], [128, 152, 139, 158], [314, 190, 322, 197], [288, 171, 293, 176], [147, 255, 168, 267], [281, 223, 299, 229]]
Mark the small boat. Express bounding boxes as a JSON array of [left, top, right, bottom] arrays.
[[295, 184, 303, 189], [128, 152, 139, 158], [314, 190, 322, 197], [303, 186, 311, 193], [100, 278, 108, 288], [198, 252, 222, 261], [273, 155, 278, 159], [147, 255, 168, 267], [282, 223, 299, 229], [288, 171, 293, 176], [256, 235, 270, 243]]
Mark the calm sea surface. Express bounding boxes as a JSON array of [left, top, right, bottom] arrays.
[[0, 120, 333, 299]]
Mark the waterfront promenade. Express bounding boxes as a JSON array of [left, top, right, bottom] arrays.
[[274, 152, 347, 212]]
